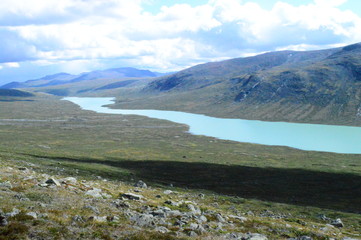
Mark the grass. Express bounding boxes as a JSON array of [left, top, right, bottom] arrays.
[[0, 94, 360, 238]]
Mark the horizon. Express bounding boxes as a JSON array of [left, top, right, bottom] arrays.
[[1, 0, 361, 84]]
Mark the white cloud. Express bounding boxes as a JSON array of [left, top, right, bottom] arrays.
[[0, 0, 361, 75]]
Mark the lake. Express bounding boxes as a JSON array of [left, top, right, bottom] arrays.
[[63, 97, 361, 154]]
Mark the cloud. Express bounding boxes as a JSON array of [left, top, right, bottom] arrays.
[[0, 0, 361, 76]]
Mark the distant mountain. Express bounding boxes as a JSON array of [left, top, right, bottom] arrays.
[[0, 67, 162, 89], [109, 43, 361, 126], [0, 89, 34, 97]]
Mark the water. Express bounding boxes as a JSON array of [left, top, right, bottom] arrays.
[[63, 97, 361, 154]]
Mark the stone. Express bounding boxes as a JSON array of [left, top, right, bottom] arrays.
[[298, 236, 313, 240], [163, 190, 173, 195], [85, 188, 103, 198], [198, 193, 205, 199], [6, 208, 20, 217], [45, 178, 61, 186], [72, 215, 85, 223], [245, 233, 268, 240], [197, 215, 207, 223], [229, 214, 247, 222], [187, 204, 201, 215], [216, 213, 226, 223], [129, 213, 156, 228], [134, 180, 147, 188], [330, 218, 344, 228], [26, 212, 37, 219], [62, 177, 77, 184], [155, 226, 170, 233], [112, 200, 130, 209], [89, 216, 107, 223], [0, 181, 12, 189], [83, 205, 100, 214], [0, 215, 8, 226], [18, 167, 28, 171], [121, 193, 143, 200], [164, 200, 179, 206]]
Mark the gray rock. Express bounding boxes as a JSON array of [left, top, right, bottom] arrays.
[[163, 190, 173, 195], [72, 215, 85, 223], [0, 215, 7, 226], [85, 188, 103, 198], [0, 181, 12, 189], [62, 177, 77, 184], [229, 214, 247, 222], [129, 213, 156, 228], [112, 200, 130, 209], [187, 204, 201, 215], [89, 216, 107, 223], [134, 180, 147, 188], [83, 205, 100, 214], [6, 208, 20, 217], [121, 193, 143, 200], [245, 233, 268, 240], [298, 237, 313, 240], [164, 200, 179, 206], [188, 231, 198, 237], [26, 212, 37, 219], [45, 178, 61, 186], [155, 226, 170, 233], [197, 215, 207, 223], [216, 213, 226, 223], [151, 209, 167, 218], [330, 218, 344, 228]]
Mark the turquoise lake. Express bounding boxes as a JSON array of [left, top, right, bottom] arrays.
[[63, 97, 361, 154]]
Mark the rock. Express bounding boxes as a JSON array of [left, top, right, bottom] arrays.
[[197, 215, 207, 223], [0, 215, 8, 226], [108, 216, 120, 223], [83, 205, 100, 214], [151, 209, 167, 218], [6, 208, 20, 217], [89, 216, 107, 223], [298, 236, 313, 240], [229, 214, 247, 222], [330, 218, 344, 228], [187, 204, 201, 215], [62, 177, 77, 184], [85, 188, 103, 198], [72, 215, 85, 223], [134, 180, 147, 188], [0, 181, 12, 189], [155, 226, 170, 233], [45, 178, 61, 186], [216, 213, 226, 223], [129, 213, 156, 228], [18, 167, 28, 171], [112, 200, 130, 209], [121, 193, 143, 200], [26, 212, 37, 219], [245, 233, 268, 240], [164, 200, 179, 206], [198, 193, 205, 199], [14, 193, 30, 201], [163, 190, 173, 195], [188, 231, 198, 237]]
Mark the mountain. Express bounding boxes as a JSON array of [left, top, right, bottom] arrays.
[[110, 43, 361, 126], [0, 89, 34, 97], [0, 67, 162, 90]]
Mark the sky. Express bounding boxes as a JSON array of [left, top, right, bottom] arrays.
[[1, 0, 361, 84]]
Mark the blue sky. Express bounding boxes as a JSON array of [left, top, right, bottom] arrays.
[[0, 0, 361, 84]]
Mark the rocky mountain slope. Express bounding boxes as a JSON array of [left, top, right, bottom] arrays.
[[110, 43, 361, 126], [0, 157, 359, 240]]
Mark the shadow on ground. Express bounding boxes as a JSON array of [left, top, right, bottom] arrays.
[[26, 154, 361, 213]]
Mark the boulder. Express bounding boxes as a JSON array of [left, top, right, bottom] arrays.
[[330, 218, 344, 228], [45, 178, 61, 186], [129, 213, 156, 228], [121, 193, 143, 200], [134, 180, 147, 188], [85, 188, 103, 198]]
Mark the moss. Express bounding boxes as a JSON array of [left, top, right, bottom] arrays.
[[0, 222, 29, 240]]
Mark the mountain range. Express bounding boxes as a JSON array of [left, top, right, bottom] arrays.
[[2, 43, 361, 126]]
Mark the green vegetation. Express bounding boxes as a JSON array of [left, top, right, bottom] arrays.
[[0, 94, 360, 239]]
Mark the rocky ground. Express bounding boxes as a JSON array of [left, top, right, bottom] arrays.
[[0, 158, 359, 240]]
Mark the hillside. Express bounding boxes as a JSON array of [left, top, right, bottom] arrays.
[[109, 43, 361, 126], [0, 89, 34, 97]]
